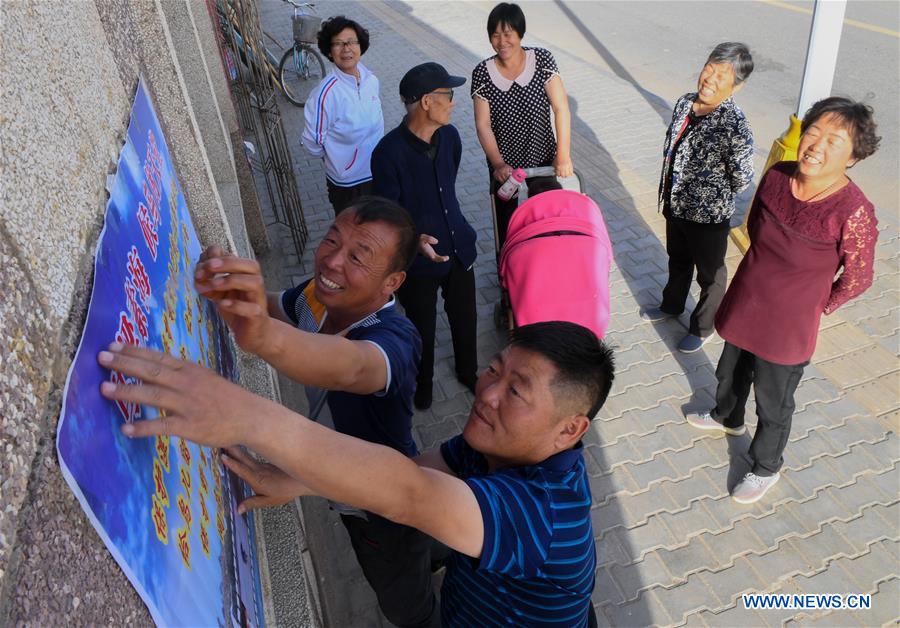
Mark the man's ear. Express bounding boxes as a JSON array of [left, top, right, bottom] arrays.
[[383, 270, 406, 296], [733, 81, 746, 94], [554, 414, 590, 450]]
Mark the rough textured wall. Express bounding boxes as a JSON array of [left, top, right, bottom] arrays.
[[0, 0, 276, 623], [1, 4, 134, 619]]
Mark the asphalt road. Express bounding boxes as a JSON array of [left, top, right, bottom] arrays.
[[474, 0, 899, 218]]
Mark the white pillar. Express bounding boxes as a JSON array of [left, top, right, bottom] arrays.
[[796, 0, 848, 118]]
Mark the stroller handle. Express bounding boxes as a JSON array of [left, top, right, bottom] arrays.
[[516, 167, 584, 197], [521, 166, 557, 178]]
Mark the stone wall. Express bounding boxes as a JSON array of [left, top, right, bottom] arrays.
[[0, 0, 286, 623]]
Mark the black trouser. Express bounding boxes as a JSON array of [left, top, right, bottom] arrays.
[[711, 342, 808, 477], [340, 515, 440, 628], [397, 259, 478, 394], [490, 172, 557, 254], [588, 604, 598, 627], [659, 216, 730, 337], [326, 179, 373, 215]]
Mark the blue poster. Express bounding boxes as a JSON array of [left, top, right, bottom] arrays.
[[57, 77, 265, 627]]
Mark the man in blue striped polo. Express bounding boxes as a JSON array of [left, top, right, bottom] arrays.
[[429, 321, 611, 627], [101, 321, 614, 627]]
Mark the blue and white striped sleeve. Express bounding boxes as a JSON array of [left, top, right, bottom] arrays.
[[466, 473, 553, 578]]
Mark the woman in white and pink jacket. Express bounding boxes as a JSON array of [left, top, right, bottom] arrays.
[[302, 16, 384, 214]]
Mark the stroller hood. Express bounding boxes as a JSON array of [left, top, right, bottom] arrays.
[[499, 189, 613, 339]]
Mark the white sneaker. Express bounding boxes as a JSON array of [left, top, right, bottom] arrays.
[[685, 411, 746, 436], [732, 472, 780, 504]]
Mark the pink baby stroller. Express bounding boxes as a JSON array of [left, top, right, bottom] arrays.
[[498, 188, 613, 339]]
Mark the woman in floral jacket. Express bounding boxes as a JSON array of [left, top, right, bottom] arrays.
[[643, 42, 755, 353]]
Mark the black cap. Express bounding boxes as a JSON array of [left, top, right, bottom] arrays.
[[399, 62, 466, 104]]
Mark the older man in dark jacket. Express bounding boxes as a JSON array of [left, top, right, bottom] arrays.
[[371, 62, 478, 409], [643, 42, 755, 353]]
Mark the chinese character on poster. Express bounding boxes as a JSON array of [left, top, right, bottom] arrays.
[[57, 77, 265, 627]]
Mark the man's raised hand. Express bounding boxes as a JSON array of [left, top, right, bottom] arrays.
[[221, 446, 315, 514], [98, 342, 269, 448], [194, 248, 272, 355]]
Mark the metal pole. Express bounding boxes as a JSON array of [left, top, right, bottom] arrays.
[[730, 0, 847, 254], [796, 0, 848, 118]]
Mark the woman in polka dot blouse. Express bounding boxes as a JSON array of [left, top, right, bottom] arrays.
[[472, 2, 573, 249]]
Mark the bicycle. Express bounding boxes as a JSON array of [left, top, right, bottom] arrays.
[[278, 0, 327, 107], [213, 0, 325, 107]]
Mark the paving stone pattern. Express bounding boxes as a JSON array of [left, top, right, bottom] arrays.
[[257, 2, 898, 625]]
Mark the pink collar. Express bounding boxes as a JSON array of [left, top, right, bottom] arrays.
[[486, 48, 536, 92]]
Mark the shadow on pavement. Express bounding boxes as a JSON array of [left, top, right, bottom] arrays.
[[554, 0, 671, 125], [726, 433, 753, 492], [567, 95, 727, 624], [569, 96, 719, 410]]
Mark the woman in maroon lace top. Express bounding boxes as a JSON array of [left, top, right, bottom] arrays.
[[686, 97, 881, 504]]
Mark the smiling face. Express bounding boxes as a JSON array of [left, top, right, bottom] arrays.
[[695, 61, 740, 110], [797, 112, 857, 182], [463, 346, 588, 469], [330, 27, 362, 75], [489, 22, 523, 61], [312, 209, 404, 319]]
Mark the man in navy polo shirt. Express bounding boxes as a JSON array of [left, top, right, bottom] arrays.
[[189, 197, 440, 627], [101, 321, 614, 626], [371, 62, 478, 410]]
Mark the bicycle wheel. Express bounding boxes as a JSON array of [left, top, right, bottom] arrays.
[[279, 45, 326, 107]]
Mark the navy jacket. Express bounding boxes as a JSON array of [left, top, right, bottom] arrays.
[[371, 121, 477, 276]]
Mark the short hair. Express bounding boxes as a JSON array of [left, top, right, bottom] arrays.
[[508, 321, 615, 418], [801, 97, 881, 161], [487, 3, 526, 39], [706, 42, 754, 85], [345, 196, 418, 274], [316, 16, 370, 60]]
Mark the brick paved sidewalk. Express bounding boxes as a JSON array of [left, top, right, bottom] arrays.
[[257, 1, 899, 625]]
